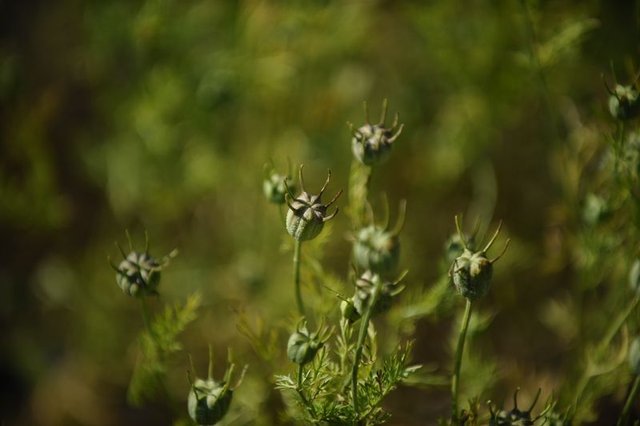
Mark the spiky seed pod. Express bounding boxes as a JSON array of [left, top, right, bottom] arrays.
[[353, 200, 406, 276], [629, 259, 640, 296], [284, 165, 342, 241], [263, 163, 295, 205], [450, 217, 510, 301], [488, 388, 543, 426], [352, 270, 406, 318], [349, 99, 404, 166], [188, 378, 233, 426], [340, 298, 361, 323], [630, 336, 640, 374], [187, 348, 246, 426], [109, 233, 176, 297], [607, 83, 640, 121], [287, 321, 330, 365]]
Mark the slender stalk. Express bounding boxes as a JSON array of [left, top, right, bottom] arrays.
[[352, 284, 380, 415], [296, 364, 315, 417], [293, 240, 305, 317], [618, 375, 640, 426], [140, 297, 152, 335], [451, 299, 473, 425]]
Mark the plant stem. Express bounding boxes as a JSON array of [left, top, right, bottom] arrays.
[[140, 297, 152, 335], [451, 299, 473, 425], [352, 283, 380, 416], [293, 239, 305, 317], [617, 374, 640, 426]]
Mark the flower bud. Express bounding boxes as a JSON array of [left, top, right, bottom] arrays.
[[263, 163, 295, 205], [608, 84, 640, 121], [449, 217, 509, 301], [630, 336, 640, 375], [353, 270, 406, 318], [285, 165, 342, 241], [109, 233, 176, 297], [287, 321, 330, 365], [187, 348, 246, 426], [349, 99, 403, 166], [340, 298, 361, 323], [353, 201, 405, 276]]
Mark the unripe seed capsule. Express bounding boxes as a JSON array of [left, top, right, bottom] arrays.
[[287, 321, 331, 365], [349, 99, 404, 166]]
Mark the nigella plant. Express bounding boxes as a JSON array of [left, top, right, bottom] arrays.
[[604, 73, 640, 121], [349, 99, 404, 166]]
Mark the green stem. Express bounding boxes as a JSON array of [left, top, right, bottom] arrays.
[[618, 374, 640, 426], [451, 299, 473, 425], [140, 297, 152, 335], [352, 283, 380, 416], [296, 364, 315, 417], [293, 240, 305, 317]]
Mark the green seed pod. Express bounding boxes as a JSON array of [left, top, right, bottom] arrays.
[[187, 347, 246, 426], [489, 388, 543, 426], [607, 83, 640, 121], [352, 270, 406, 317], [284, 165, 342, 241], [188, 378, 233, 426], [263, 163, 295, 205], [449, 217, 509, 301], [630, 336, 640, 374], [287, 321, 330, 365], [349, 99, 404, 166], [582, 193, 609, 226], [353, 200, 406, 276], [340, 298, 361, 323], [629, 259, 640, 295], [109, 232, 176, 297]]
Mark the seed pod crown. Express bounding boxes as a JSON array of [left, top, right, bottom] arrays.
[[287, 320, 331, 365], [349, 99, 404, 166], [284, 165, 342, 241], [187, 347, 247, 426], [109, 231, 176, 297], [449, 216, 510, 301]]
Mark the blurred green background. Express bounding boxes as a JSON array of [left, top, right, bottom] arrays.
[[1, 0, 639, 424]]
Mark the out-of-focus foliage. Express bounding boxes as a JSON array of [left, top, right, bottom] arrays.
[[2, 0, 640, 424]]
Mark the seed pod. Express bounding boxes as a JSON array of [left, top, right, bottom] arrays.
[[449, 217, 509, 301], [187, 348, 246, 426], [263, 162, 295, 205], [284, 165, 342, 241], [340, 297, 361, 323], [444, 231, 476, 265], [630, 336, 640, 375], [353, 200, 406, 276], [629, 259, 640, 295], [488, 388, 543, 426], [109, 232, 176, 297], [352, 270, 406, 318], [582, 193, 609, 226], [287, 321, 331, 365], [607, 83, 640, 121], [349, 99, 404, 166]]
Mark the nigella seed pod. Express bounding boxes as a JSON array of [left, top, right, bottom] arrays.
[[284, 165, 342, 241], [263, 162, 295, 205], [352, 270, 407, 318], [287, 321, 331, 365], [109, 232, 176, 297], [449, 216, 510, 301], [607, 84, 640, 121], [353, 200, 406, 276], [630, 336, 640, 374], [488, 388, 543, 426], [340, 298, 361, 323], [187, 347, 247, 426], [349, 99, 404, 166]]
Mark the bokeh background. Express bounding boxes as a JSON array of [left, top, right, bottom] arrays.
[[2, 0, 640, 424]]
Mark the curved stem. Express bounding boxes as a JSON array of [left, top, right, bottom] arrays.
[[617, 374, 640, 426], [451, 299, 473, 425], [293, 240, 305, 317], [352, 284, 380, 416]]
